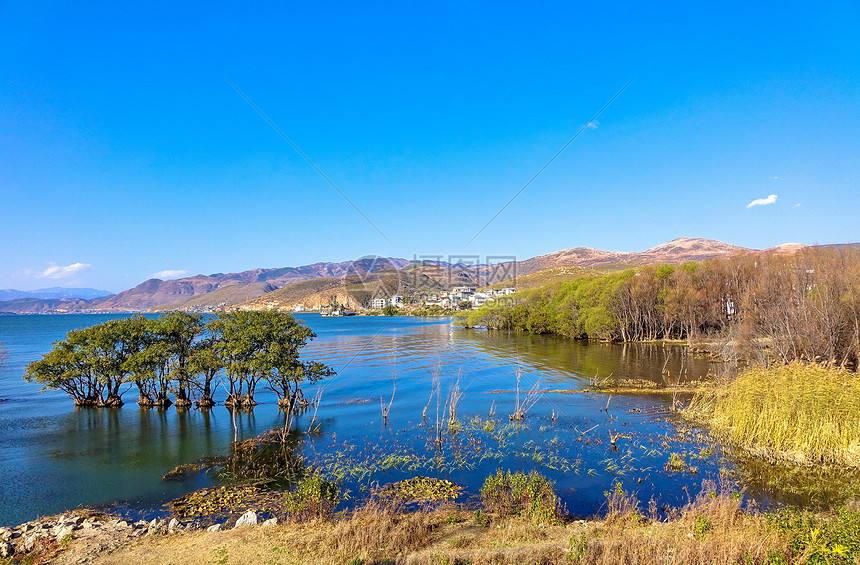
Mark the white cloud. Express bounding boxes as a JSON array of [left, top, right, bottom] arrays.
[[769, 176, 782, 181], [794, 203, 802, 208], [586, 120, 599, 129], [151, 269, 190, 280], [38, 262, 91, 279], [747, 194, 778, 208]]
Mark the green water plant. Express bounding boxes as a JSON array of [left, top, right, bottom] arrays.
[[380, 476, 462, 503], [480, 470, 562, 525], [284, 473, 342, 522]]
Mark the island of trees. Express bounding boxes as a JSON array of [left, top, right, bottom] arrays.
[[24, 310, 334, 409]]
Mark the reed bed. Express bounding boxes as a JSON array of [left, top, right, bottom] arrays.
[[686, 363, 860, 468]]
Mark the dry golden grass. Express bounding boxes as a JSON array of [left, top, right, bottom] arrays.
[[81, 491, 814, 565], [686, 362, 860, 467]]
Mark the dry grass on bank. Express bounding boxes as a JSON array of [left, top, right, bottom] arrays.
[[686, 362, 860, 468], [76, 491, 854, 565]]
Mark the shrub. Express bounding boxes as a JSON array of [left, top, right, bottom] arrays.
[[767, 507, 860, 565], [284, 473, 341, 522], [480, 470, 562, 525]]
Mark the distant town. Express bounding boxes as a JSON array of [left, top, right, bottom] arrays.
[[317, 286, 517, 316]]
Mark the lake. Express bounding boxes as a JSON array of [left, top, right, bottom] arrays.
[[0, 313, 849, 527]]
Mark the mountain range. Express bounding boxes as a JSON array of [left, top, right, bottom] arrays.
[[0, 238, 805, 314], [0, 287, 113, 301]]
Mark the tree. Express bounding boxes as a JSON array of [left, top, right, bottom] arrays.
[[188, 334, 224, 408], [26, 315, 148, 407], [209, 310, 334, 410], [127, 317, 173, 407], [157, 311, 205, 407], [26, 340, 103, 406]]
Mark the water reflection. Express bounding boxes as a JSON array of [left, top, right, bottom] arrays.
[[0, 314, 852, 527]]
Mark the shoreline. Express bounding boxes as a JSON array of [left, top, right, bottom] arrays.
[[3, 488, 858, 565]]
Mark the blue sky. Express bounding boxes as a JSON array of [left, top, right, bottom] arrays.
[[1, 1, 858, 292]]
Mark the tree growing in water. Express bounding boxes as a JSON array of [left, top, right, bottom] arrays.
[[26, 315, 149, 406], [209, 310, 334, 410], [188, 334, 224, 408], [158, 311, 205, 408]]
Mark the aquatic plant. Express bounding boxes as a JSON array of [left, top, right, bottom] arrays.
[[168, 484, 283, 524], [509, 366, 542, 420], [284, 473, 341, 522], [686, 362, 860, 468], [379, 476, 462, 503], [219, 429, 307, 483], [480, 470, 562, 525]]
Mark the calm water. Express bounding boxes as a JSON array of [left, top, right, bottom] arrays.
[[0, 314, 843, 526]]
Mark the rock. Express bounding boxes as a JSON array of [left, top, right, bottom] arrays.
[[167, 518, 179, 532], [117, 520, 129, 528], [0, 528, 10, 541], [24, 535, 36, 552], [0, 542, 14, 558], [206, 523, 223, 532], [55, 525, 74, 543], [261, 518, 278, 527], [234, 511, 258, 528]]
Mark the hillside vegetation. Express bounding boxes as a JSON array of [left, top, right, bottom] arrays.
[[464, 246, 860, 368], [484, 265, 603, 291]]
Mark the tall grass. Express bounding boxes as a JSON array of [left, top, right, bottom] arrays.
[[686, 363, 860, 467]]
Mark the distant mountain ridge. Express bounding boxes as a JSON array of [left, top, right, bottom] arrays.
[[0, 287, 113, 301], [512, 238, 751, 276], [0, 239, 808, 314]]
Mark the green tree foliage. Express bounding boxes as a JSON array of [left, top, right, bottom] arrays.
[[158, 312, 205, 407], [26, 315, 149, 406], [25, 310, 334, 410], [209, 310, 334, 410], [465, 247, 860, 367], [188, 334, 224, 408]]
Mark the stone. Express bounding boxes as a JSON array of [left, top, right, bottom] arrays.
[[261, 518, 278, 527], [0, 542, 14, 558], [0, 528, 10, 541], [206, 523, 223, 532], [234, 511, 258, 528], [24, 535, 36, 552], [55, 525, 74, 543], [167, 518, 179, 532]]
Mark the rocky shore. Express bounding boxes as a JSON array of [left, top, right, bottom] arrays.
[[0, 509, 277, 564]]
